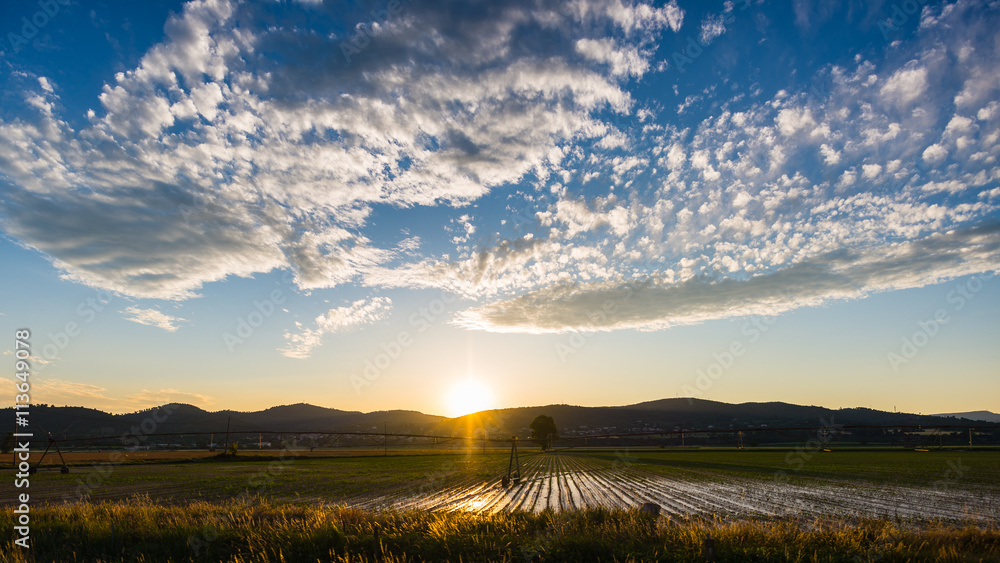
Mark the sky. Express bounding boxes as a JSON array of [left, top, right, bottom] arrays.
[[0, 0, 998, 417]]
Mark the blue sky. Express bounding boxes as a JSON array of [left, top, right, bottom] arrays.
[[1, 0, 998, 416]]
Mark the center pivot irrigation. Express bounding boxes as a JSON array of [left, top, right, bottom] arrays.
[[501, 437, 520, 488], [28, 433, 70, 475], [18, 422, 1000, 477]]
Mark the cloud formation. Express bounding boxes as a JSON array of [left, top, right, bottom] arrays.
[[420, 0, 1000, 331], [1, 0, 998, 342], [15, 378, 211, 412], [0, 0, 679, 300], [123, 306, 185, 332], [455, 224, 1000, 332], [281, 297, 393, 358]]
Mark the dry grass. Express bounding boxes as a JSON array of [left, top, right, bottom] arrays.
[[1, 497, 998, 562]]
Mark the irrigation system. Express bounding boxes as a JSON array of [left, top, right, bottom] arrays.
[[19, 422, 1000, 478]]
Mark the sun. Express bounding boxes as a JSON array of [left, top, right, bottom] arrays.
[[444, 378, 496, 418]]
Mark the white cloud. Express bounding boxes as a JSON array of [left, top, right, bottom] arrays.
[[664, 143, 686, 169], [922, 143, 948, 165], [592, 0, 685, 33], [919, 179, 966, 194], [732, 191, 752, 208], [1, 0, 998, 341], [819, 144, 840, 166], [699, 13, 727, 44], [0, 0, 681, 301], [880, 65, 927, 107], [862, 164, 882, 180], [944, 115, 976, 137], [360, 0, 1000, 320], [837, 169, 857, 188], [122, 306, 185, 332], [575, 38, 649, 77], [455, 225, 1000, 333], [775, 108, 816, 136], [281, 297, 392, 359]]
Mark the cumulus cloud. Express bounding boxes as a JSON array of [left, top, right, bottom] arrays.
[[281, 297, 392, 359], [862, 164, 882, 179], [775, 108, 817, 137], [1, 0, 998, 342], [0, 0, 680, 300], [421, 0, 1000, 330], [922, 144, 948, 166], [880, 65, 928, 107], [122, 307, 185, 332]]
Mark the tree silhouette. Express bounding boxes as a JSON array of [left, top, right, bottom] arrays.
[[529, 415, 558, 451]]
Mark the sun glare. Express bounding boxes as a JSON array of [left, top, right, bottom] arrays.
[[445, 378, 496, 418]]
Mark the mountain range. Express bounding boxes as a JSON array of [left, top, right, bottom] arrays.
[[7, 399, 998, 444], [931, 410, 1000, 423]]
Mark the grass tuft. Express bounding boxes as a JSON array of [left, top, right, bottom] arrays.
[[2, 498, 999, 562]]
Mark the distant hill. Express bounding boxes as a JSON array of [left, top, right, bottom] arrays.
[[4, 399, 993, 447], [5, 402, 444, 442], [932, 410, 1000, 423], [435, 398, 967, 437]]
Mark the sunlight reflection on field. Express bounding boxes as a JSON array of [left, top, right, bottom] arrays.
[[355, 453, 1000, 524]]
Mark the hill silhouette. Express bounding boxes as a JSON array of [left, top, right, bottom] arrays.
[[434, 398, 979, 437], [932, 410, 1000, 423], [6, 398, 994, 445]]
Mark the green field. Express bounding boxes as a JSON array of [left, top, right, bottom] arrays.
[[583, 448, 1000, 489], [17, 448, 1000, 503]]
